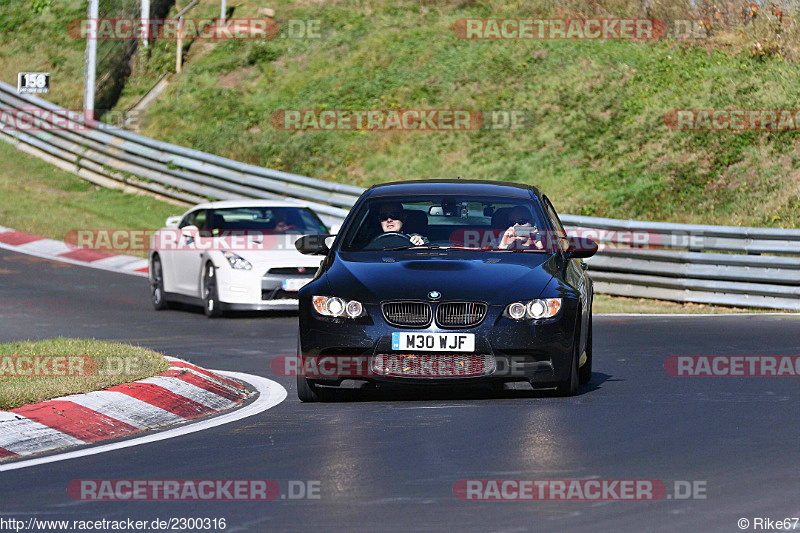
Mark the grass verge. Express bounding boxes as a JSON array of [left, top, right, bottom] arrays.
[[591, 293, 780, 314], [4, 1, 800, 228], [120, 0, 800, 228], [0, 140, 181, 247], [0, 337, 170, 410]]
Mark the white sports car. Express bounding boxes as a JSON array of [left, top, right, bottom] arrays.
[[149, 200, 329, 317]]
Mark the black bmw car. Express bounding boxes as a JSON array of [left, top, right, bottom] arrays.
[[295, 180, 597, 401]]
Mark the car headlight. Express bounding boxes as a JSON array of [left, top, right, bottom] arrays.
[[222, 250, 252, 270], [504, 298, 562, 320], [312, 295, 366, 318]]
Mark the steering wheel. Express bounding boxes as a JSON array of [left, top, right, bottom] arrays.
[[365, 232, 412, 250]]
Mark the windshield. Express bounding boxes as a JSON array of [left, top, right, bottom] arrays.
[[340, 195, 554, 252], [206, 206, 328, 235]]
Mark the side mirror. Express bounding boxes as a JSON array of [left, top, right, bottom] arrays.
[[165, 216, 181, 228], [564, 236, 598, 259], [295, 234, 332, 255]]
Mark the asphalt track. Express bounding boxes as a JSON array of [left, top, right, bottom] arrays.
[[1, 247, 799, 532]]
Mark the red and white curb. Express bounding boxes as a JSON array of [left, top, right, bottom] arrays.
[[0, 225, 148, 277], [0, 357, 251, 462]]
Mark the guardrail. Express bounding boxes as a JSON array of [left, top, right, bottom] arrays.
[[1, 81, 798, 310], [0, 81, 359, 228], [560, 215, 800, 310]]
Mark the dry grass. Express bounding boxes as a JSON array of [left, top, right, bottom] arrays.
[[0, 338, 170, 410]]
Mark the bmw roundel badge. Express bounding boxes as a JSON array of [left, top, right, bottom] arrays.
[[428, 291, 441, 300]]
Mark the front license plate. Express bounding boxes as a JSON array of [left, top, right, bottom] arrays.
[[282, 278, 311, 292], [391, 332, 475, 352]]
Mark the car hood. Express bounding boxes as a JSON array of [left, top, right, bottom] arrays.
[[327, 251, 558, 304]]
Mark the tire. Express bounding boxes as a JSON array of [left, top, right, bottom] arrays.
[[203, 262, 222, 318], [297, 374, 320, 402], [556, 320, 580, 397], [297, 374, 337, 402], [579, 314, 593, 385], [296, 336, 335, 402], [150, 256, 169, 310]]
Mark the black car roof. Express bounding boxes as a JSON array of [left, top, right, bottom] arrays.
[[366, 179, 541, 199]]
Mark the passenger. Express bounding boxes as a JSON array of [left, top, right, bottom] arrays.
[[498, 206, 544, 250]]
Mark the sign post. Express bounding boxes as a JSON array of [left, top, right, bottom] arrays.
[[83, 0, 98, 119]]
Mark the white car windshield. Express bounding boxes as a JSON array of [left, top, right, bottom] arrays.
[[205, 207, 328, 235]]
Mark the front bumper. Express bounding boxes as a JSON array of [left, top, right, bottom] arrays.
[[215, 265, 314, 309], [298, 301, 578, 388]]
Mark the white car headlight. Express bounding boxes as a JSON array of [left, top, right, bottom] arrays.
[[505, 298, 562, 320], [222, 250, 252, 270], [312, 296, 366, 318]]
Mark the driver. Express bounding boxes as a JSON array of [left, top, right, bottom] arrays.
[[271, 211, 293, 232], [378, 202, 427, 246], [498, 206, 543, 250]]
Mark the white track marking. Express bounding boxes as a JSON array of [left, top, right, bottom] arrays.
[[171, 367, 245, 395], [16, 239, 71, 256], [0, 241, 148, 277], [0, 371, 286, 472], [89, 255, 148, 270], [59, 391, 182, 429], [136, 376, 237, 410], [0, 412, 84, 455]]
